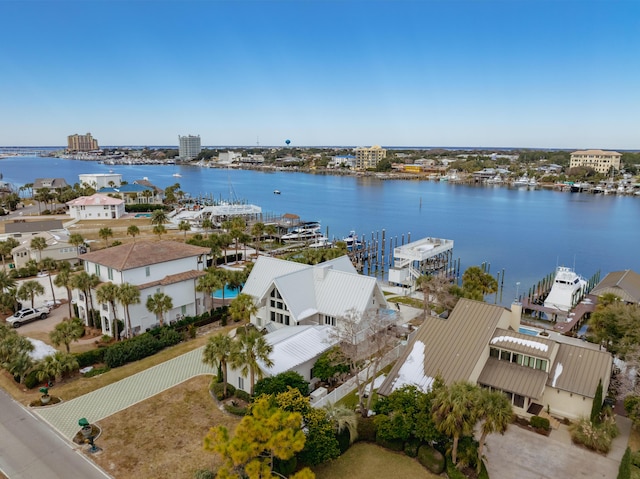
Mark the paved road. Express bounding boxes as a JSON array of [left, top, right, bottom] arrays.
[[35, 347, 216, 439], [0, 388, 110, 479]]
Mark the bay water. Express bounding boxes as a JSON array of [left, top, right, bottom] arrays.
[[1, 156, 638, 305]]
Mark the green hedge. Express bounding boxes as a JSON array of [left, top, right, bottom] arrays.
[[417, 445, 445, 474], [446, 457, 467, 479], [403, 439, 420, 458], [618, 447, 631, 479], [103, 328, 183, 368], [211, 382, 236, 400], [83, 367, 110, 378], [356, 416, 377, 443], [75, 348, 107, 368], [375, 433, 404, 451], [124, 203, 169, 213], [530, 415, 550, 431], [224, 403, 248, 416]]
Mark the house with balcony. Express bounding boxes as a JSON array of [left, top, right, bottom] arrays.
[[378, 298, 612, 421], [66, 194, 126, 220], [98, 183, 162, 205], [10, 231, 77, 268], [75, 240, 210, 336]]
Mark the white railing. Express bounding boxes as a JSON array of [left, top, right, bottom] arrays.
[[311, 341, 407, 409]]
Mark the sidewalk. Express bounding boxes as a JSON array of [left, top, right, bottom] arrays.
[[34, 347, 216, 439]]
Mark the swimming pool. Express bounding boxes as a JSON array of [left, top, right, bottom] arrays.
[[134, 213, 152, 218], [212, 284, 242, 299], [518, 326, 540, 336]]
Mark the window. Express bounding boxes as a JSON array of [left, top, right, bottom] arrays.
[[513, 394, 525, 408], [95, 264, 100, 275], [270, 311, 276, 322], [490, 348, 499, 359], [324, 315, 336, 326], [108, 268, 113, 280], [145, 266, 150, 277], [238, 377, 244, 390], [500, 350, 511, 361]]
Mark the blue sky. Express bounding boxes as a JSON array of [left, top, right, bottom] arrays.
[[1, 0, 638, 149]]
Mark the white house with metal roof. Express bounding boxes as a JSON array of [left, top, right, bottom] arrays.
[[241, 255, 391, 332], [76, 241, 210, 337], [227, 325, 340, 394], [378, 298, 612, 421]]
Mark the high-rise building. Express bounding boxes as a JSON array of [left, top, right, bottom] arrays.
[[178, 135, 202, 159], [570, 149, 622, 174], [354, 145, 387, 170], [67, 132, 99, 152]]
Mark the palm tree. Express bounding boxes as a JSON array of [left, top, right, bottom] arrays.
[[145, 291, 173, 327], [127, 225, 140, 241], [98, 227, 113, 247], [228, 293, 257, 323], [49, 317, 85, 353], [265, 224, 277, 242], [150, 209, 168, 226], [251, 222, 265, 256], [0, 270, 16, 294], [218, 232, 232, 264], [68, 233, 85, 256], [203, 333, 237, 398], [117, 283, 140, 338], [432, 381, 481, 466], [17, 280, 45, 308], [196, 268, 225, 314], [0, 240, 15, 269], [30, 237, 48, 263], [96, 282, 121, 339], [4, 351, 34, 385], [201, 218, 214, 234], [39, 257, 58, 306], [35, 351, 79, 383], [230, 329, 274, 395], [153, 224, 166, 239], [54, 269, 74, 318], [70, 271, 100, 327], [476, 389, 513, 471], [226, 270, 245, 298], [178, 220, 191, 238], [323, 402, 358, 444]]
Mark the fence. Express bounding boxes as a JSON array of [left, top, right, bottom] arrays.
[[311, 340, 407, 409]]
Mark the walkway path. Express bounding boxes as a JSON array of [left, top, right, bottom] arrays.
[[34, 347, 216, 439]]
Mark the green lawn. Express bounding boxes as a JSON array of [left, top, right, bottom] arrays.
[[313, 442, 441, 479]]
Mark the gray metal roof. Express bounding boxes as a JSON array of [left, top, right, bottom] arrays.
[[4, 219, 64, 234], [478, 358, 548, 400], [547, 343, 612, 398], [378, 298, 509, 396], [490, 328, 556, 360], [591, 270, 640, 304]]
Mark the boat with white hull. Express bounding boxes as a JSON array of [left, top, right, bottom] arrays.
[[543, 266, 588, 312]]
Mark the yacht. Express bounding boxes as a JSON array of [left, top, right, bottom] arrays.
[[309, 236, 332, 249], [341, 231, 363, 251], [173, 173, 182, 178], [543, 266, 588, 312], [282, 222, 321, 242], [512, 174, 530, 187]]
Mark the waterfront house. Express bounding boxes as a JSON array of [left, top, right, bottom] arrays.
[[591, 270, 640, 305], [75, 240, 210, 336], [378, 298, 612, 421], [66, 194, 126, 220], [99, 183, 162, 205], [33, 178, 69, 194], [78, 173, 122, 189], [241, 255, 392, 333]]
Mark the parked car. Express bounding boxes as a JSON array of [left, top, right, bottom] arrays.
[[5, 306, 51, 328]]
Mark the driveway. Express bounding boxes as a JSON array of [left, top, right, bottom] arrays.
[[483, 416, 630, 479]]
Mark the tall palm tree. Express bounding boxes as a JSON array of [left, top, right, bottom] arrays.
[[40, 257, 58, 306], [150, 209, 168, 226], [203, 333, 237, 398], [4, 351, 34, 385], [228, 293, 257, 323], [98, 227, 113, 247], [230, 329, 274, 395], [0, 270, 16, 294], [251, 222, 265, 256], [35, 351, 79, 383], [432, 381, 481, 466], [476, 390, 513, 471], [96, 282, 121, 339], [127, 225, 140, 242], [145, 291, 173, 327], [17, 280, 45, 308], [153, 224, 166, 239], [70, 272, 100, 327], [196, 268, 225, 314], [0, 240, 14, 269], [54, 269, 74, 318], [68, 233, 85, 257], [178, 220, 191, 238], [323, 402, 358, 444], [30, 236, 48, 263], [201, 218, 214, 234], [117, 283, 140, 338], [49, 317, 85, 353]]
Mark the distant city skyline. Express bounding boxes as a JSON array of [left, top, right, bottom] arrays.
[[1, 1, 639, 149]]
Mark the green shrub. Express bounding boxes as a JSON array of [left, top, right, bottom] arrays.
[[235, 389, 251, 402], [336, 429, 351, 454], [75, 348, 107, 368], [403, 439, 420, 458], [446, 456, 467, 479], [273, 456, 297, 477], [211, 382, 236, 400], [618, 447, 631, 479], [630, 450, 640, 468], [356, 416, 377, 442], [416, 445, 445, 474], [478, 460, 490, 479], [254, 371, 309, 397], [375, 432, 404, 451], [224, 403, 248, 416], [125, 203, 168, 213], [530, 415, 550, 431], [569, 415, 618, 454], [193, 469, 214, 479], [24, 370, 39, 389]]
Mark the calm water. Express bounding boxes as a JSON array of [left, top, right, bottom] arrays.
[[1, 155, 638, 305]]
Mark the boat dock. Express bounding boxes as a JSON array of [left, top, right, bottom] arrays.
[[521, 294, 598, 334]]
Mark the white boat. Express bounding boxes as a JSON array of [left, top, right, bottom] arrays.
[[341, 231, 363, 251], [273, 190, 281, 195], [282, 222, 321, 242], [173, 173, 182, 178], [309, 236, 332, 249], [513, 174, 530, 187], [543, 266, 588, 312], [528, 177, 538, 187], [486, 174, 503, 185]]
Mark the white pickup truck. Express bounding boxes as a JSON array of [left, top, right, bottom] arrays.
[[5, 306, 51, 328]]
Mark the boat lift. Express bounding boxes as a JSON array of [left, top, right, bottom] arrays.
[[388, 236, 454, 287]]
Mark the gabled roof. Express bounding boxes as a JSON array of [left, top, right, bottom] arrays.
[[33, 178, 68, 189], [479, 358, 548, 400], [137, 270, 206, 290], [591, 270, 640, 304], [11, 231, 71, 253], [66, 194, 124, 207], [547, 343, 612, 398], [242, 255, 376, 323], [259, 325, 339, 376], [490, 328, 556, 360], [378, 298, 508, 396], [79, 240, 210, 271], [4, 219, 63, 234]]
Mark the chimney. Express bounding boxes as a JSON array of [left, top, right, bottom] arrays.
[[510, 301, 522, 331]]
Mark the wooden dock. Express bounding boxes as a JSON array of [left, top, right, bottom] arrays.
[[521, 294, 597, 334]]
